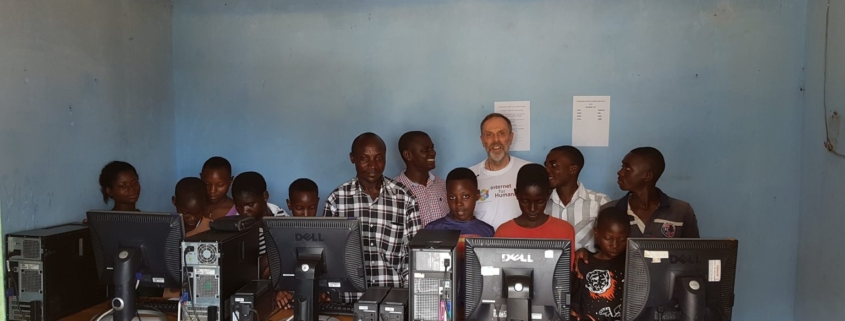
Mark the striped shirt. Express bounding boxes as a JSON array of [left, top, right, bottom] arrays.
[[324, 176, 422, 301], [394, 172, 449, 227], [258, 203, 289, 256], [544, 182, 610, 252]]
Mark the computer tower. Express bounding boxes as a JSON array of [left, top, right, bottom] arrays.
[[354, 287, 390, 321], [380, 288, 409, 321], [5, 223, 107, 321], [409, 229, 460, 321], [182, 227, 260, 321]]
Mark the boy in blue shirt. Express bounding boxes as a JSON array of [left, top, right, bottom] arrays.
[[426, 167, 494, 237]]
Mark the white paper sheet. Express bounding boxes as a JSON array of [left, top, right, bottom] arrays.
[[572, 96, 610, 146], [494, 101, 530, 151]]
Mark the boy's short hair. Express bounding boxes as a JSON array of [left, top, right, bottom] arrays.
[[289, 178, 318, 199], [550, 145, 585, 171], [596, 207, 631, 232], [516, 163, 551, 193], [231, 171, 267, 198], [629, 147, 665, 181], [174, 177, 207, 205], [202, 156, 232, 173], [397, 131, 429, 153], [446, 167, 477, 189], [98, 161, 138, 203], [480, 113, 513, 132]]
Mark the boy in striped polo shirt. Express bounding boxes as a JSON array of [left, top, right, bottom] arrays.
[[544, 146, 611, 252]]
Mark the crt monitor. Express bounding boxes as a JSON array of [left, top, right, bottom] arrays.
[[465, 237, 571, 321], [263, 217, 367, 321], [87, 211, 184, 321], [622, 238, 738, 321]]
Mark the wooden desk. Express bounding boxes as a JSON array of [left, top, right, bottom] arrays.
[[60, 302, 352, 321]]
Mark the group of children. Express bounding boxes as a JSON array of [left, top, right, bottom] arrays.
[[96, 153, 635, 321]]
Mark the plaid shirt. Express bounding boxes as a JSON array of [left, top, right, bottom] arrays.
[[394, 172, 449, 227], [323, 176, 422, 301]]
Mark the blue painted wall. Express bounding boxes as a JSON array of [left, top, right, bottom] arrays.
[[173, 1, 806, 320], [796, 0, 845, 320], [0, 0, 176, 233]]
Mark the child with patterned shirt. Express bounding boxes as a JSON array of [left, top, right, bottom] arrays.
[[570, 207, 630, 321]]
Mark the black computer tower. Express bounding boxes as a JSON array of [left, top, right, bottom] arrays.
[[230, 280, 274, 321], [380, 288, 409, 321], [409, 229, 460, 321], [5, 223, 107, 321], [354, 287, 391, 321], [182, 227, 260, 321]]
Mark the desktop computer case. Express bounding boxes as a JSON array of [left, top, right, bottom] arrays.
[[182, 227, 260, 321], [409, 229, 460, 321], [6, 223, 107, 321]]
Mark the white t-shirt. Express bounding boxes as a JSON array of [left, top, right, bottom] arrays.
[[469, 156, 532, 230]]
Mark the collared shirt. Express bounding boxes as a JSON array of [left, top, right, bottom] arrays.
[[602, 189, 700, 238], [545, 182, 611, 252], [323, 176, 422, 301], [395, 172, 449, 227]]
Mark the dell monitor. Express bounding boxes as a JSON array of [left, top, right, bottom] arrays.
[[464, 237, 572, 321], [622, 238, 738, 321], [263, 217, 367, 321], [87, 211, 184, 321]]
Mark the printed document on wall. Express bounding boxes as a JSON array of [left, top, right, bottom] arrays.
[[572, 96, 610, 147], [494, 101, 530, 151]]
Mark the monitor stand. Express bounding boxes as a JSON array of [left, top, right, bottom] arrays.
[[292, 248, 325, 321], [503, 268, 533, 321], [675, 276, 705, 321]]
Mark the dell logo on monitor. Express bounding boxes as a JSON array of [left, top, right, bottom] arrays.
[[669, 254, 702, 264], [501, 253, 533, 263], [295, 233, 324, 241]]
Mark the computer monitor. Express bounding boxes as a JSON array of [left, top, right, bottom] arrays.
[[464, 237, 572, 321], [622, 238, 738, 321], [263, 217, 367, 321], [87, 211, 184, 321]]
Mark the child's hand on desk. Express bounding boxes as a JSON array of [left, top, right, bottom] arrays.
[[163, 287, 181, 298]]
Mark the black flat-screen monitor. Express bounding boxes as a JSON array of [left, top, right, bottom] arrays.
[[464, 237, 572, 321], [87, 211, 184, 321], [263, 217, 366, 321], [623, 238, 739, 321]]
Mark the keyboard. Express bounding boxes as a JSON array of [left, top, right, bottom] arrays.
[[317, 302, 354, 315], [136, 298, 180, 313]]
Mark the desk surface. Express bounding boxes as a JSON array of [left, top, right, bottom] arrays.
[[60, 302, 352, 321]]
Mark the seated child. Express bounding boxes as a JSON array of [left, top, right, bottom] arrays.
[[570, 207, 629, 321], [494, 163, 576, 258], [426, 167, 494, 237], [287, 178, 320, 217], [201, 157, 238, 220], [172, 177, 211, 237], [231, 171, 288, 279], [425, 167, 494, 317], [98, 161, 141, 211]]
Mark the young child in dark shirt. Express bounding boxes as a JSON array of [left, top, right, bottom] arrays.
[[571, 207, 630, 321]]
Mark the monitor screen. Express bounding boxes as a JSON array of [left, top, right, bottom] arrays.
[[263, 216, 366, 294], [623, 238, 738, 321], [465, 237, 571, 321], [87, 211, 184, 288]]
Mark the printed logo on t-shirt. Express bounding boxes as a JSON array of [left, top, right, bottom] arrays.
[[482, 184, 515, 200], [661, 222, 676, 238], [479, 189, 490, 202], [585, 270, 618, 300], [598, 305, 621, 318]]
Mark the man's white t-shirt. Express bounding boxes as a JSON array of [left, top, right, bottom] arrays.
[[469, 156, 532, 230]]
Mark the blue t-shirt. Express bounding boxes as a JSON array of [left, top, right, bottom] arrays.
[[425, 215, 495, 237]]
